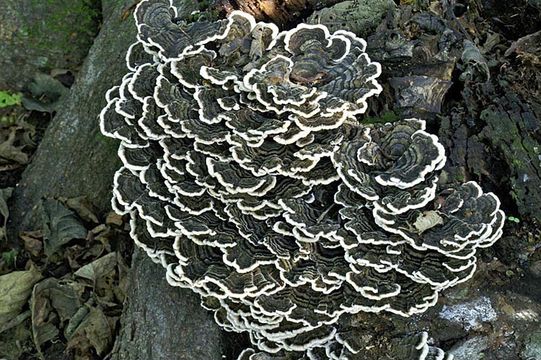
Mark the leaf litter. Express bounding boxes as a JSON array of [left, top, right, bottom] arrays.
[[0, 195, 132, 360]]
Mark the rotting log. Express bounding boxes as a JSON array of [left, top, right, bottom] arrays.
[[439, 77, 541, 223], [7, 0, 229, 358]]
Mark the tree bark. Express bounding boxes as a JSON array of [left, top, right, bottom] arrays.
[[0, 0, 100, 90], [110, 249, 228, 360]]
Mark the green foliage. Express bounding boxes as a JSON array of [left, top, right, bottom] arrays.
[[0, 91, 22, 109], [364, 111, 400, 124], [400, 0, 430, 8], [187, 1, 221, 22]]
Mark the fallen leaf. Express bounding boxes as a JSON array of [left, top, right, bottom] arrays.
[[0, 309, 31, 334], [90, 224, 107, 236], [0, 187, 13, 241], [66, 306, 113, 357], [0, 316, 33, 359], [105, 212, 123, 227], [0, 266, 42, 331], [21, 231, 44, 258], [31, 278, 83, 354], [0, 128, 28, 164], [40, 199, 88, 257], [60, 196, 99, 224], [74, 252, 117, 283]]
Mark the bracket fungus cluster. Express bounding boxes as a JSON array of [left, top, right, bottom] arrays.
[[100, 0, 505, 358]]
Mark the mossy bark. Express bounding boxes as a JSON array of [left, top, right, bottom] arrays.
[[438, 78, 541, 223], [0, 0, 100, 90]]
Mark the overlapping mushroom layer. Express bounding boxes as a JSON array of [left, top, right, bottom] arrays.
[[100, 1, 504, 357], [239, 331, 452, 360]]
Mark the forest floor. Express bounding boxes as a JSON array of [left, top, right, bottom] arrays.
[[0, 0, 540, 359]]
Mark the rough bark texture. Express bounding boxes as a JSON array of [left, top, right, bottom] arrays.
[[6, 0, 227, 358], [440, 86, 541, 222], [110, 249, 227, 360], [0, 0, 100, 90], [6, 0, 130, 229]]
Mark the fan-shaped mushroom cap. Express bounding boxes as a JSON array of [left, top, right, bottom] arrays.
[[332, 119, 446, 213], [373, 181, 505, 257], [238, 331, 454, 359]]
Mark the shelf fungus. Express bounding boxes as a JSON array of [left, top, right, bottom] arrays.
[[100, 1, 504, 358]]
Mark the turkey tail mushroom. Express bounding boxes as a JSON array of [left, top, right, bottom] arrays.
[[100, 2, 503, 358]]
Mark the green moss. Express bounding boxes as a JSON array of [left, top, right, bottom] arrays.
[[364, 111, 400, 124], [24, 0, 100, 65], [187, 0, 221, 22]]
